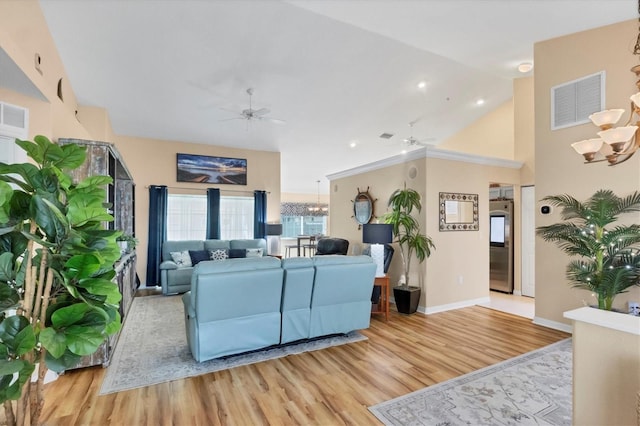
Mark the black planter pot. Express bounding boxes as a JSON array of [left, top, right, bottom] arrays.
[[393, 285, 421, 314]]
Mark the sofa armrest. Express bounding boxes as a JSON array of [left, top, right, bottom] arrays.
[[182, 292, 196, 319], [160, 260, 178, 270]]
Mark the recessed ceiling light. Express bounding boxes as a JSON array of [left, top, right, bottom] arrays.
[[401, 149, 407, 155], [476, 99, 485, 106], [349, 141, 357, 148], [518, 62, 533, 73], [417, 81, 427, 89]]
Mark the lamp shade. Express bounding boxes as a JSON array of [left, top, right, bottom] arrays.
[[362, 223, 393, 245], [266, 223, 283, 236]]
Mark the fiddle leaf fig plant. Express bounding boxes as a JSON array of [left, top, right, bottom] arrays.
[[536, 189, 640, 311], [0, 136, 122, 426], [382, 183, 435, 287]]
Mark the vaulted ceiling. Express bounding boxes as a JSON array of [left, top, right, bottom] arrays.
[[38, 0, 635, 193]]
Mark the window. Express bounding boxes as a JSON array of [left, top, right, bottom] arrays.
[[281, 202, 328, 238], [166, 194, 255, 240], [220, 196, 254, 240], [167, 194, 207, 240]]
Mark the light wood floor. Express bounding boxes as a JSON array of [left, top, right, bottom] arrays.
[[39, 294, 569, 425]]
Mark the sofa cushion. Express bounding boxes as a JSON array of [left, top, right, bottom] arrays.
[[170, 250, 193, 268], [209, 249, 229, 261], [230, 239, 267, 251], [189, 250, 210, 266], [228, 248, 246, 258], [204, 240, 231, 251], [245, 248, 263, 258], [163, 240, 204, 262]]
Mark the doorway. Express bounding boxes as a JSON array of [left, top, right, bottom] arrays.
[[480, 183, 536, 319]]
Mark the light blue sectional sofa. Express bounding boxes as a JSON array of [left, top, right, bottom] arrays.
[[182, 255, 376, 362], [160, 239, 267, 295]]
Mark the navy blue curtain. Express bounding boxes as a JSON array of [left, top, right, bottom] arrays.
[[253, 190, 267, 239], [206, 188, 221, 239], [146, 185, 167, 286]]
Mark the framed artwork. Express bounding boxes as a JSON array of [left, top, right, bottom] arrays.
[[176, 153, 247, 185]]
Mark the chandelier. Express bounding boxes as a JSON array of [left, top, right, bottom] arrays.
[[308, 180, 328, 212], [571, 3, 640, 166]]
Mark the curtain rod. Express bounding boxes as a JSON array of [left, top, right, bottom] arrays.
[[145, 185, 270, 195]]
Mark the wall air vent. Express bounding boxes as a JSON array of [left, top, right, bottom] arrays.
[[0, 102, 29, 137], [379, 132, 394, 139], [551, 71, 604, 130]]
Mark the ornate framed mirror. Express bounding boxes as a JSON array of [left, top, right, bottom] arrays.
[[439, 192, 479, 231], [352, 187, 374, 229]]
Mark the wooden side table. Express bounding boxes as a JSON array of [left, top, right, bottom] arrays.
[[371, 275, 390, 321]]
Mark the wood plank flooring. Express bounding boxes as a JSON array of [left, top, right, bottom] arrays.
[[38, 295, 569, 425]]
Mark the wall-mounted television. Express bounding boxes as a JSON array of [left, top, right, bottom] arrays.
[[490, 215, 506, 246], [176, 153, 247, 185]]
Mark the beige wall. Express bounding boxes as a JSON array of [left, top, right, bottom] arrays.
[[330, 159, 427, 285], [514, 77, 535, 185], [534, 19, 640, 324], [114, 135, 281, 285], [439, 99, 514, 160], [330, 156, 520, 311]]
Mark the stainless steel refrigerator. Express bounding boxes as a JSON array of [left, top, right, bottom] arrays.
[[489, 200, 514, 293]]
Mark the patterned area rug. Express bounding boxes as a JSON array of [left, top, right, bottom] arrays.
[[369, 338, 572, 426], [100, 295, 367, 395]]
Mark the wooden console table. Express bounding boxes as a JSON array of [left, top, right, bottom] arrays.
[[371, 275, 390, 321]]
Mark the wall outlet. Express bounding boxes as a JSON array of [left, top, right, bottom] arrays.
[[457, 275, 464, 285], [628, 302, 640, 316]]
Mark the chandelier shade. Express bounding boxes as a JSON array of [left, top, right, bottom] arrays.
[[588, 109, 624, 128]]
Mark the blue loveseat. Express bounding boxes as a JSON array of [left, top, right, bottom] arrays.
[[182, 255, 376, 362], [160, 239, 267, 295]]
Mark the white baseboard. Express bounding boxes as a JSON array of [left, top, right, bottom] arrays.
[[533, 316, 573, 334], [513, 289, 522, 296], [422, 297, 492, 315]]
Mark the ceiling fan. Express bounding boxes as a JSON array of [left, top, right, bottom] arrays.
[[403, 121, 435, 146], [220, 88, 285, 125]]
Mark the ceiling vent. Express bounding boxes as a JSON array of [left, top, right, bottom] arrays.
[[379, 132, 394, 139], [0, 102, 29, 138], [551, 71, 604, 130]]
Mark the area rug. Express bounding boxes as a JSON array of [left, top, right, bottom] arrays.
[[100, 295, 367, 395], [369, 338, 572, 426]]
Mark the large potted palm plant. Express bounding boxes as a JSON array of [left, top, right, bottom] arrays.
[[382, 184, 435, 314], [0, 136, 122, 426], [536, 189, 640, 311]]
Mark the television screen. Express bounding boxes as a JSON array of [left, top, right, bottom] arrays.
[[490, 216, 506, 245]]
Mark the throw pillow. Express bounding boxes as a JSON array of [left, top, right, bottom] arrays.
[[189, 250, 210, 266], [209, 249, 229, 261], [170, 250, 192, 268], [228, 248, 246, 258], [245, 248, 263, 258]]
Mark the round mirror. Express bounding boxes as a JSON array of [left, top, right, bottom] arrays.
[[353, 191, 373, 225]]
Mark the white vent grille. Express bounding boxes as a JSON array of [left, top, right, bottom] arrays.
[[551, 71, 604, 130], [0, 102, 29, 137]]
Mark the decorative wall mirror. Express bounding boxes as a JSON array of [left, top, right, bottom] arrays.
[[352, 187, 375, 229], [439, 192, 479, 231]]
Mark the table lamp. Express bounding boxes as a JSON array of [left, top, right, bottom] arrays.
[[266, 223, 283, 256], [363, 223, 392, 277]]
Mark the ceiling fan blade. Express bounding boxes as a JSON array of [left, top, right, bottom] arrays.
[[218, 117, 245, 122], [251, 107, 271, 117], [263, 117, 286, 125]]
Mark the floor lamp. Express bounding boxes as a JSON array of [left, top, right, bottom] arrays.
[[362, 223, 392, 277]]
